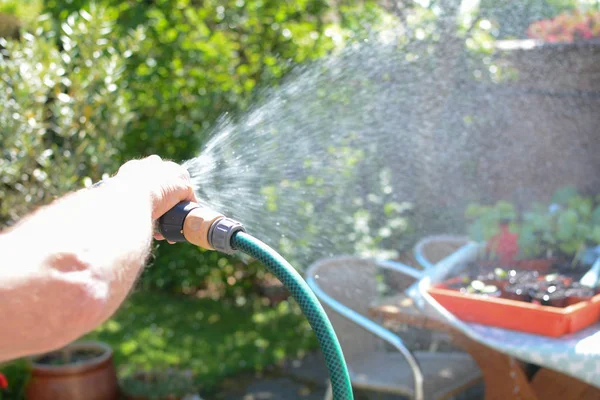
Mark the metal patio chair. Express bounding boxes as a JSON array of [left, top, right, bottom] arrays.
[[306, 256, 481, 400]]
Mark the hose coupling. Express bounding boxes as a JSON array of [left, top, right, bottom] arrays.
[[158, 201, 245, 254], [209, 218, 246, 254]]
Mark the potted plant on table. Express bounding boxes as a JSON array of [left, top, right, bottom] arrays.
[[517, 187, 600, 275], [25, 340, 119, 400], [464, 187, 600, 277], [427, 187, 600, 337], [463, 200, 552, 272]]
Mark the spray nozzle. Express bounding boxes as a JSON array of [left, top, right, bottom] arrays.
[[157, 201, 245, 254]]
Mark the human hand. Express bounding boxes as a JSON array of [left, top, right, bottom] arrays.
[[114, 155, 198, 241]]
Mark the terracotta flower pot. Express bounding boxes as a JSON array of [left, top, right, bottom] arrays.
[[25, 341, 119, 400]]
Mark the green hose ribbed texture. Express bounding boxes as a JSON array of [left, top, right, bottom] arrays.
[[231, 231, 354, 400]]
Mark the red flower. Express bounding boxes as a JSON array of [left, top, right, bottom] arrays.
[[582, 30, 594, 39], [0, 373, 8, 390], [487, 223, 519, 267]]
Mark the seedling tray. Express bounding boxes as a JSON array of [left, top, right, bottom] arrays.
[[428, 282, 600, 337], [424, 243, 600, 337]]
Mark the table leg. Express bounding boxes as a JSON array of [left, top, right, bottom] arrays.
[[449, 331, 539, 400], [530, 367, 600, 400]]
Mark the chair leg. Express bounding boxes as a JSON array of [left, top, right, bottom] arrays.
[[324, 381, 333, 400]]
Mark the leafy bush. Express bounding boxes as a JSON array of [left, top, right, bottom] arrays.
[[42, 0, 353, 162], [0, 0, 405, 297], [0, 7, 135, 225], [0, 0, 385, 295], [0, 0, 43, 38], [526, 9, 600, 42]]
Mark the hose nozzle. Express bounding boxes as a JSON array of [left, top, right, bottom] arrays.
[[158, 201, 245, 254]]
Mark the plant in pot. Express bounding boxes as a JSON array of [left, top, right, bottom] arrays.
[[464, 200, 518, 266], [119, 368, 200, 400], [518, 187, 600, 278], [25, 340, 119, 400], [430, 189, 600, 336], [464, 200, 544, 272], [460, 187, 600, 306], [0, 359, 30, 400], [465, 187, 600, 276], [0, 372, 7, 400]]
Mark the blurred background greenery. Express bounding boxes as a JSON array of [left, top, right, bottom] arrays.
[[1, 0, 598, 397], [0, 1, 390, 396]]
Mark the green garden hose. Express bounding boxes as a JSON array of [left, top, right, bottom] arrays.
[[156, 201, 354, 400], [231, 231, 354, 400]]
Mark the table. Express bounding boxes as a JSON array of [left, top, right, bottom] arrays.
[[369, 292, 600, 400]]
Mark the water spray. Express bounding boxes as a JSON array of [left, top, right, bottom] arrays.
[[157, 200, 354, 400]]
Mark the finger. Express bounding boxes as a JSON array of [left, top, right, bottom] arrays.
[[154, 232, 165, 240], [146, 154, 162, 163], [184, 186, 199, 203], [117, 160, 138, 175], [168, 240, 175, 245]]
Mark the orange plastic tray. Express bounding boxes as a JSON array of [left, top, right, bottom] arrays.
[[428, 283, 600, 337]]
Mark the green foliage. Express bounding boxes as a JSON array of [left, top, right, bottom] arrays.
[[123, 0, 393, 292], [84, 291, 317, 394], [38, 0, 390, 295], [518, 204, 555, 258], [464, 200, 517, 242], [0, 0, 43, 28], [518, 190, 600, 260], [466, 187, 600, 262], [139, 243, 266, 300], [0, 360, 30, 400], [120, 369, 198, 399], [262, 150, 415, 268], [0, 7, 134, 225], [2, 0, 389, 295], [42, 0, 343, 163]]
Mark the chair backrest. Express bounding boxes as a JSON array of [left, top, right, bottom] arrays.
[[306, 256, 385, 365]]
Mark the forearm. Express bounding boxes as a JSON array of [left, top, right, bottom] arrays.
[[0, 178, 154, 360]]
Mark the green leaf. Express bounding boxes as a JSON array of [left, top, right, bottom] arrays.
[[591, 226, 600, 244], [592, 206, 600, 226], [556, 209, 578, 241], [551, 185, 579, 205]]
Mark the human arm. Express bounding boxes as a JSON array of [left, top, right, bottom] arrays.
[[0, 155, 196, 361]]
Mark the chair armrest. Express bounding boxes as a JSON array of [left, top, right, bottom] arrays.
[[306, 275, 425, 400], [375, 259, 423, 295], [413, 235, 471, 270], [375, 259, 423, 280]]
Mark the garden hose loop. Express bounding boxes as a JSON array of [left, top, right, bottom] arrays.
[[157, 201, 354, 399], [231, 231, 354, 400]]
